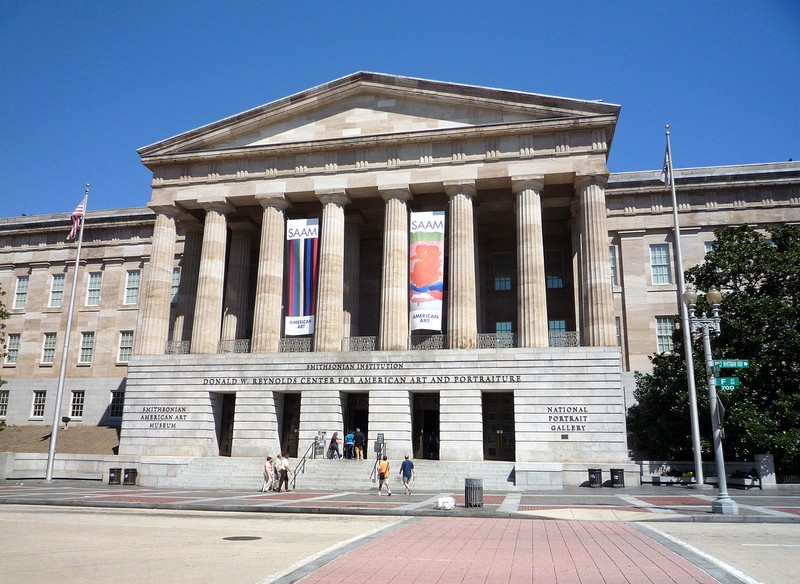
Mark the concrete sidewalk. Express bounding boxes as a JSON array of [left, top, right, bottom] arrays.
[[4, 481, 800, 583], [2, 480, 799, 522]]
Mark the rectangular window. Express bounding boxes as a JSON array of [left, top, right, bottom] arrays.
[[650, 244, 672, 285], [548, 320, 567, 333], [41, 333, 57, 364], [13, 276, 29, 309], [70, 390, 85, 419], [495, 321, 512, 334], [171, 267, 181, 304], [124, 270, 140, 305], [656, 316, 675, 353], [704, 241, 716, 255], [79, 332, 95, 364], [110, 390, 125, 418], [118, 331, 134, 363], [545, 250, 565, 289], [6, 333, 21, 365], [615, 316, 622, 347], [32, 390, 46, 418], [0, 390, 8, 417], [493, 253, 512, 291], [49, 274, 66, 308], [86, 272, 102, 306], [609, 246, 618, 286]]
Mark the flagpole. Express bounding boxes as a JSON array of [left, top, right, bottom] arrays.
[[665, 127, 705, 487], [46, 184, 90, 482]]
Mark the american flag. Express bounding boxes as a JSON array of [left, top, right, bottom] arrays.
[[67, 200, 86, 240]]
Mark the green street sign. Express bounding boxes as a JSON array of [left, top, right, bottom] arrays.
[[713, 359, 750, 369], [716, 377, 740, 391]]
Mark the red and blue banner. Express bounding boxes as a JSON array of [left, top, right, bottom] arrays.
[[285, 218, 319, 336], [409, 211, 445, 331]]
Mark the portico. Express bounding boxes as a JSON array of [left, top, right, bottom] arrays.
[[121, 73, 629, 476]]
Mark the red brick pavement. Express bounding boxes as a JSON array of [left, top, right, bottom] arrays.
[[298, 517, 718, 583], [772, 507, 800, 515]]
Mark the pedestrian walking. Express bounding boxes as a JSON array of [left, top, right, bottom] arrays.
[[354, 428, 366, 460], [328, 432, 342, 459], [261, 456, 275, 492], [344, 430, 355, 459], [274, 454, 291, 492], [399, 454, 416, 494], [377, 455, 392, 496]]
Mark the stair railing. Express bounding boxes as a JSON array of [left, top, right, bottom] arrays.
[[291, 440, 316, 489]]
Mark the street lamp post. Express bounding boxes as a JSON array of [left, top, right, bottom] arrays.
[[682, 287, 739, 515]]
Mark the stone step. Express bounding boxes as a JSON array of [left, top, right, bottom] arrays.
[[169, 457, 518, 491]]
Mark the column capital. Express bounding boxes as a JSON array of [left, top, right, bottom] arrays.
[[511, 175, 545, 194], [574, 173, 609, 191], [443, 180, 477, 199], [198, 200, 233, 215], [256, 194, 290, 211], [317, 189, 350, 207], [148, 204, 182, 219], [379, 186, 413, 203]]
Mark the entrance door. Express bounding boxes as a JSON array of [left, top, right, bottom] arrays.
[[412, 393, 440, 460], [218, 393, 235, 457], [343, 392, 369, 438], [482, 392, 515, 461], [280, 393, 301, 458]]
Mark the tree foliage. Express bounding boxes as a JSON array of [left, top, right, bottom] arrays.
[[628, 225, 800, 471]]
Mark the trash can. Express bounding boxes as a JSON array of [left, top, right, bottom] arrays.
[[465, 477, 483, 507], [610, 468, 625, 488], [109, 468, 122, 485], [123, 468, 138, 486], [588, 468, 603, 488]]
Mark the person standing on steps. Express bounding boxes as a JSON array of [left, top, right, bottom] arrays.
[[328, 432, 341, 459], [274, 454, 291, 492], [399, 454, 416, 495], [262, 456, 275, 492], [377, 455, 392, 496], [344, 430, 355, 459], [354, 428, 366, 460]]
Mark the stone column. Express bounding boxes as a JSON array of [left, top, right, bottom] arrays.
[[575, 175, 615, 346], [251, 196, 289, 353], [314, 190, 349, 352], [221, 221, 254, 344], [445, 181, 478, 349], [173, 222, 202, 343], [378, 187, 411, 350], [135, 205, 178, 355], [513, 176, 549, 348], [190, 201, 230, 354], [343, 213, 363, 339]]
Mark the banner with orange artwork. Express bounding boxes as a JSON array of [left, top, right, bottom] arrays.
[[409, 211, 445, 331]]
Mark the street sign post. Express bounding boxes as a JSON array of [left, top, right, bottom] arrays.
[[715, 377, 740, 391], [713, 359, 749, 369]]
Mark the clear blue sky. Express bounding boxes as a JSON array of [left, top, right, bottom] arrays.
[[2, 1, 798, 218]]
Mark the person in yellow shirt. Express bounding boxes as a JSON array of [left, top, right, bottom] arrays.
[[377, 455, 392, 496]]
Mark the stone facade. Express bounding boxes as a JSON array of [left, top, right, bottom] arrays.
[[2, 74, 799, 474]]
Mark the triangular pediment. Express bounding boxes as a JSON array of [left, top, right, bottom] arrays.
[[139, 72, 619, 159]]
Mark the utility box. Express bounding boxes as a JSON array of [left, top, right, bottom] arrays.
[[108, 468, 122, 485], [610, 468, 625, 488], [588, 468, 603, 488], [123, 468, 138, 486]]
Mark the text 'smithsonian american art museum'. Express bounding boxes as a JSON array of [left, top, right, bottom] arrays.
[[2, 73, 799, 487]]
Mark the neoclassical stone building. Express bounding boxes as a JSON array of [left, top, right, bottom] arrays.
[[2, 73, 798, 484]]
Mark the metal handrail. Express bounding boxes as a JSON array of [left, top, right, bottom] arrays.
[[291, 440, 316, 489]]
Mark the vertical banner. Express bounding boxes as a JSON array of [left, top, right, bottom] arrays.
[[409, 211, 445, 331], [285, 218, 319, 335]]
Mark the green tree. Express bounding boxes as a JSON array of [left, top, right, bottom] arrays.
[[628, 225, 800, 473]]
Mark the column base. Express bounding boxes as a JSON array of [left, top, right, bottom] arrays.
[[711, 496, 739, 515]]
